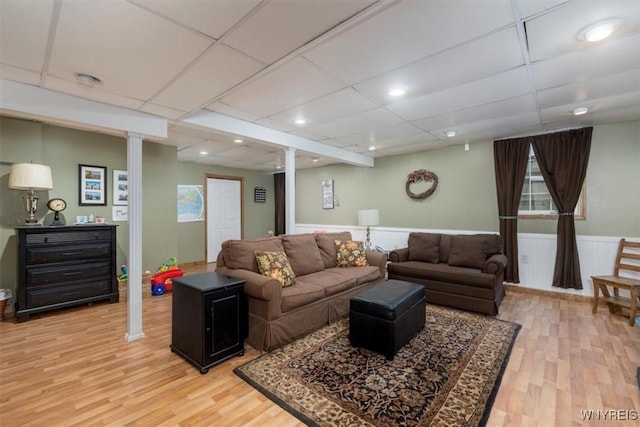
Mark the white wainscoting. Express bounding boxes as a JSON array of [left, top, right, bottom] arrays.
[[296, 224, 639, 299]]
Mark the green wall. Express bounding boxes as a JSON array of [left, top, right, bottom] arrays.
[[176, 162, 274, 263], [0, 116, 275, 298], [296, 120, 640, 237]]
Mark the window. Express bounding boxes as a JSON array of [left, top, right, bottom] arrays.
[[518, 146, 586, 219]]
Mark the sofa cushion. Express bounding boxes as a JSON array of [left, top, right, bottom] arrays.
[[408, 232, 441, 263], [223, 237, 284, 272], [448, 235, 487, 269], [297, 270, 356, 297], [315, 232, 352, 268], [387, 261, 496, 289], [281, 280, 325, 312], [439, 234, 451, 263], [335, 240, 369, 267], [255, 251, 296, 288], [324, 266, 382, 286], [281, 234, 325, 276]]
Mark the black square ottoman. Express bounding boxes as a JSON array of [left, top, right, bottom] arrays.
[[349, 280, 426, 360]]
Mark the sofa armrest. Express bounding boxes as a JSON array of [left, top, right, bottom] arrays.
[[215, 266, 282, 302], [366, 250, 388, 278], [389, 247, 409, 263], [483, 254, 507, 276]]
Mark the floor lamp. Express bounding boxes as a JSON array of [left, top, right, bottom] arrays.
[[8, 163, 53, 225], [358, 208, 379, 251]]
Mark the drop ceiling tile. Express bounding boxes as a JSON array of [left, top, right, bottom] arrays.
[[372, 132, 440, 149], [320, 138, 352, 148], [531, 34, 640, 90], [526, 0, 640, 62], [268, 88, 377, 128], [354, 27, 524, 104], [431, 111, 542, 141], [0, 0, 53, 71], [224, 0, 375, 64], [540, 91, 640, 122], [0, 64, 41, 86], [167, 130, 206, 150], [130, 0, 261, 39], [152, 44, 264, 112], [205, 101, 261, 122], [219, 57, 345, 117], [374, 141, 446, 157], [388, 67, 532, 121], [537, 69, 640, 109], [254, 117, 298, 132], [304, 0, 514, 84], [43, 75, 145, 110], [337, 122, 423, 145], [49, 0, 212, 101], [411, 94, 538, 131], [214, 145, 272, 162], [289, 128, 327, 141], [305, 108, 403, 139], [515, 0, 571, 19]]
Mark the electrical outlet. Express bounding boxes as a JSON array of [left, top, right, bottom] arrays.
[[521, 254, 529, 264]]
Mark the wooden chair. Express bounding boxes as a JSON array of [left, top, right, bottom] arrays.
[[592, 238, 640, 326]]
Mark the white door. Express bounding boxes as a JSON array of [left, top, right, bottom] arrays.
[[207, 178, 241, 263]]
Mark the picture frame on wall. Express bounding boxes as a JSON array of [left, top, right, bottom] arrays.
[[322, 179, 334, 209], [79, 164, 107, 205], [113, 169, 128, 205]]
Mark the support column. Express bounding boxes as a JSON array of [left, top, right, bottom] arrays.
[[285, 148, 296, 234], [125, 132, 145, 342]]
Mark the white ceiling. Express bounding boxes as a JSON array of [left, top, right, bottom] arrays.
[[1, 0, 639, 171]]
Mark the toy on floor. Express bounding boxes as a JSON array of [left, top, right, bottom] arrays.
[[151, 257, 184, 295], [119, 265, 128, 281]]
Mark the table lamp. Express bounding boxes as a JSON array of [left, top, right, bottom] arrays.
[[358, 208, 379, 250], [8, 163, 53, 224]]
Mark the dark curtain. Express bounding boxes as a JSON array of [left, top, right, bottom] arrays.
[[531, 127, 592, 289], [274, 172, 285, 236], [493, 138, 529, 283]]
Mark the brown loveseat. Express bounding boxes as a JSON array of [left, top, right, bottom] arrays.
[[388, 232, 507, 315], [215, 232, 387, 351]]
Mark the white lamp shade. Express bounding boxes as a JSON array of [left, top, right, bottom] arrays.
[[358, 208, 379, 226], [8, 163, 53, 190]]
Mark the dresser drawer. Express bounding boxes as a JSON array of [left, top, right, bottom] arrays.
[[26, 280, 112, 308], [26, 229, 112, 245], [26, 243, 112, 265], [27, 261, 112, 287]]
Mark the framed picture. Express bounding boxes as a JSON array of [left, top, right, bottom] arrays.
[[322, 179, 334, 209], [113, 169, 128, 205], [79, 164, 107, 205]]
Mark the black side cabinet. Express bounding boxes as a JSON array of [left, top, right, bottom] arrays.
[[16, 225, 118, 322], [171, 272, 246, 374]]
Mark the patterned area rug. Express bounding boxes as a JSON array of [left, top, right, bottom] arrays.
[[234, 305, 521, 427]]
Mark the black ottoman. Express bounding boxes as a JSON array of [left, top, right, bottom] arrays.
[[349, 280, 426, 360]]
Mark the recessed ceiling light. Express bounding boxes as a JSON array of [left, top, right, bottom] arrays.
[[199, 151, 208, 155], [312, 157, 320, 163], [445, 130, 457, 138], [368, 145, 376, 151], [276, 165, 282, 170], [74, 72, 102, 87], [294, 118, 307, 125], [577, 19, 621, 42], [572, 107, 589, 116], [233, 139, 243, 144], [388, 87, 406, 97]]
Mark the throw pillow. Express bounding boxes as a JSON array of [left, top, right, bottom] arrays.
[[335, 240, 369, 267], [448, 235, 487, 269], [255, 251, 296, 287], [408, 232, 441, 263], [316, 232, 352, 268]]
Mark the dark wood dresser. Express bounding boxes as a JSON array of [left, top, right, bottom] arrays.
[[15, 225, 118, 322]]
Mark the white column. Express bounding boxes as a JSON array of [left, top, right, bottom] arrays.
[[285, 148, 296, 234], [125, 132, 145, 341]]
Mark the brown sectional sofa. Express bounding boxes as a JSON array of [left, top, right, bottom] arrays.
[[388, 232, 507, 315], [215, 232, 387, 351]]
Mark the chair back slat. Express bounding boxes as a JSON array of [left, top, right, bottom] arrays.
[[614, 238, 640, 277]]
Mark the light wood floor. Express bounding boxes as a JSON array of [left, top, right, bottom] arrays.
[[1, 264, 639, 427]]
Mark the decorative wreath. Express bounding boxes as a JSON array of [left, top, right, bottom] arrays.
[[405, 169, 439, 200]]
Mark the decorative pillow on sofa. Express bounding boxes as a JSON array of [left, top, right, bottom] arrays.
[[448, 235, 487, 269], [408, 232, 441, 263], [335, 240, 369, 267], [316, 232, 352, 268], [255, 251, 296, 287]]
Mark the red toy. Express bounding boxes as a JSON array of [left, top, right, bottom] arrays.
[[151, 268, 184, 292]]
